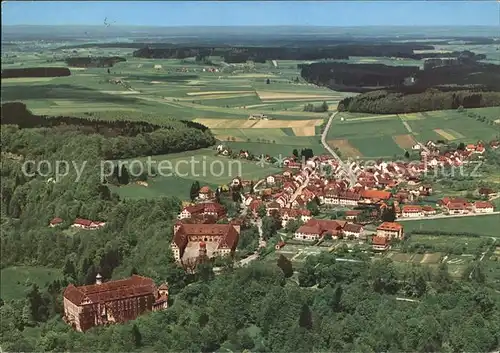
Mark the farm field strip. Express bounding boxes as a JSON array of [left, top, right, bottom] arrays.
[[186, 90, 255, 96], [393, 134, 417, 149], [327, 139, 363, 158], [434, 128, 461, 140], [256, 91, 342, 101], [194, 118, 323, 129]]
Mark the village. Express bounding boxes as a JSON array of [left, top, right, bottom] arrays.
[[55, 138, 499, 332]]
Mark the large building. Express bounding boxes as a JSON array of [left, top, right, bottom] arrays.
[[171, 222, 240, 262], [63, 274, 168, 332], [376, 222, 404, 240]]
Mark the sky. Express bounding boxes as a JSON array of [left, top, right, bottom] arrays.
[[2, 1, 499, 27]]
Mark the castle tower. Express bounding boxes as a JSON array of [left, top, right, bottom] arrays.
[[199, 241, 207, 257], [96, 273, 103, 285]]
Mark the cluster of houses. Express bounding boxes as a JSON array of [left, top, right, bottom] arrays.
[[49, 217, 106, 230]]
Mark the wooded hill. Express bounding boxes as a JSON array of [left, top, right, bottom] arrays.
[[1, 67, 71, 78], [64, 56, 126, 68], [132, 43, 436, 62], [0, 102, 216, 159]]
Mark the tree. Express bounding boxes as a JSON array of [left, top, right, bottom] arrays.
[[277, 254, 294, 278], [307, 201, 319, 216], [118, 164, 130, 185], [404, 151, 410, 159], [321, 101, 329, 112], [190, 181, 200, 201], [26, 284, 48, 322], [285, 219, 303, 233], [457, 142, 466, 151], [63, 259, 76, 280], [298, 303, 313, 330], [261, 216, 278, 240], [381, 205, 397, 222], [132, 323, 142, 347], [257, 204, 267, 219], [266, 78, 270, 84], [292, 149, 299, 158]]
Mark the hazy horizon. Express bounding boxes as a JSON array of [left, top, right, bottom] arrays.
[[2, 1, 498, 27]]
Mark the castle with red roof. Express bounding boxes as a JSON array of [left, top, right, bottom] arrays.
[[63, 274, 168, 332]]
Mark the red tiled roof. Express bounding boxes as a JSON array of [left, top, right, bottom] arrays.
[[361, 189, 392, 200], [343, 223, 363, 233], [50, 217, 63, 225], [74, 218, 92, 227], [372, 236, 389, 245], [199, 186, 212, 193], [474, 201, 493, 209], [173, 223, 239, 250], [402, 205, 423, 212], [377, 222, 403, 231], [422, 206, 435, 212], [64, 275, 155, 306], [345, 210, 362, 216]]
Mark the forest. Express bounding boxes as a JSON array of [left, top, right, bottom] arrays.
[[132, 43, 435, 62], [337, 89, 500, 114], [1, 67, 71, 78], [300, 61, 500, 92], [1, 108, 500, 352]]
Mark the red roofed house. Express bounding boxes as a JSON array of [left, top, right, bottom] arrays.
[[447, 202, 470, 215], [361, 189, 392, 203], [171, 222, 240, 262], [294, 219, 346, 241], [178, 202, 225, 220], [63, 274, 168, 332], [342, 223, 364, 239], [72, 218, 106, 230], [198, 186, 214, 200], [275, 241, 286, 250], [345, 210, 363, 221], [422, 206, 437, 216], [49, 217, 63, 227], [473, 201, 494, 214], [376, 222, 404, 240], [401, 205, 423, 218], [372, 236, 389, 251]]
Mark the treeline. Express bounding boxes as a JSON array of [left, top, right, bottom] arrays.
[[1, 67, 71, 79], [337, 89, 500, 114], [2, 251, 500, 352], [1, 102, 213, 143], [132, 43, 435, 62], [300, 61, 500, 92], [300, 62, 420, 89], [64, 56, 126, 68]]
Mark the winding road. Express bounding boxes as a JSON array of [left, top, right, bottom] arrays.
[[320, 112, 357, 185]]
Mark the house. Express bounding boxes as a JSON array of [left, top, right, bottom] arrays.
[[72, 218, 106, 230], [198, 186, 213, 200], [266, 175, 276, 185], [323, 190, 361, 207], [447, 202, 469, 215], [376, 222, 404, 240], [275, 241, 286, 250], [360, 189, 392, 203], [473, 201, 494, 213], [342, 223, 364, 239], [178, 202, 225, 220], [422, 206, 437, 216], [153, 64, 163, 71], [411, 144, 422, 151], [171, 222, 240, 262], [345, 210, 363, 221], [266, 201, 281, 216], [401, 205, 423, 218], [63, 274, 168, 332], [49, 217, 63, 227], [294, 219, 345, 241], [372, 236, 390, 251], [280, 208, 311, 227]]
